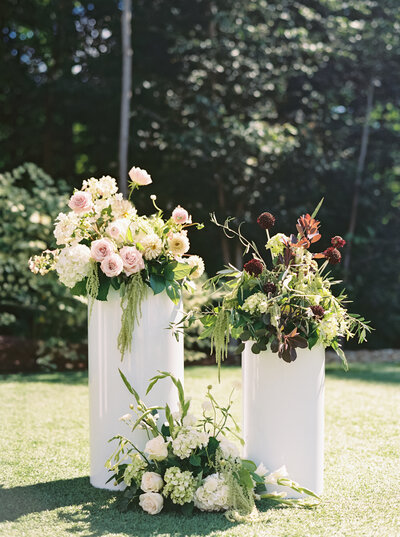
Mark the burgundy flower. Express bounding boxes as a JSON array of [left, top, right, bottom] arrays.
[[323, 246, 342, 265], [257, 212, 276, 230], [263, 282, 277, 295], [244, 258, 264, 276], [331, 236, 346, 249], [310, 305, 325, 318]]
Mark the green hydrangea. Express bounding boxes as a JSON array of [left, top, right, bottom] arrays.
[[163, 467, 196, 505], [123, 453, 147, 486]]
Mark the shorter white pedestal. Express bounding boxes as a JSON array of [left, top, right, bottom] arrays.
[[242, 344, 325, 497]]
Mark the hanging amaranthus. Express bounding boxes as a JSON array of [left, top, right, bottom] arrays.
[[118, 273, 147, 359]]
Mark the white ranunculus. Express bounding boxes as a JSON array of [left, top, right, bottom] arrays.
[[255, 462, 269, 477], [144, 435, 169, 461], [219, 438, 240, 459], [140, 472, 164, 493], [139, 492, 163, 515], [264, 465, 289, 485], [129, 166, 152, 186]]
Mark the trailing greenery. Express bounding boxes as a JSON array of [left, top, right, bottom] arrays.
[[117, 273, 147, 359], [209, 307, 231, 379], [86, 261, 100, 318]]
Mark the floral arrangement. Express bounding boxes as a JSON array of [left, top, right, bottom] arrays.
[[29, 167, 204, 357], [106, 371, 319, 520], [198, 202, 370, 370]]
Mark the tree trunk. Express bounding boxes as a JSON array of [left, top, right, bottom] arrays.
[[119, 0, 133, 198], [343, 79, 375, 280]]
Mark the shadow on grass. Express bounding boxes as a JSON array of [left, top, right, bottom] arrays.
[[0, 371, 88, 385], [0, 477, 242, 536], [325, 362, 400, 385]]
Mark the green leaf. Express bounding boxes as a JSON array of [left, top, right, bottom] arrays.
[[110, 277, 121, 290], [70, 278, 87, 297], [238, 468, 254, 489], [97, 278, 111, 301], [166, 282, 181, 304], [308, 331, 319, 350], [311, 197, 324, 219], [118, 369, 141, 403], [189, 454, 201, 467], [149, 274, 166, 295], [173, 262, 193, 280], [241, 459, 257, 472]]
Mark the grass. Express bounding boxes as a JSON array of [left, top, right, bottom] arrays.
[[0, 363, 400, 537]]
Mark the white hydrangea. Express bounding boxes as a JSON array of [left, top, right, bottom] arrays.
[[242, 292, 269, 315], [140, 234, 163, 260], [171, 427, 209, 459], [266, 233, 288, 256], [97, 175, 119, 198], [194, 473, 230, 512], [55, 244, 91, 288], [53, 212, 80, 245]]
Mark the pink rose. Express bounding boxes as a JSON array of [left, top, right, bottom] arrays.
[[172, 205, 190, 224], [90, 238, 115, 262], [119, 246, 145, 276], [128, 166, 152, 186], [68, 191, 93, 214], [100, 253, 123, 277]]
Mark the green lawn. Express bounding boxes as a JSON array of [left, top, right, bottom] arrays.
[[1, 363, 400, 537]]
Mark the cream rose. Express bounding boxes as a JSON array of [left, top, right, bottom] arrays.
[[68, 191, 93, 214], [90, 238, 115, 262], [100, 253, 123, 277], [140, 472, 164, 493], [119, 246, 145, 276], [139, 492, 164, 515], [129, 166, 152, 186], [144, 435, 169, 461], [219, 438, 240, 459]]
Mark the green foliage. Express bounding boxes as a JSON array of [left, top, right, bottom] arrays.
[[0, 163, 87, 346]]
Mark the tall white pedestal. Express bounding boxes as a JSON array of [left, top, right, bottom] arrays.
[[242, 344, 325, 497], [88, 288, 184, 489]]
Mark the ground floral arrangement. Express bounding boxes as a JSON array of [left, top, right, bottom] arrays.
[[106, 371, 319, 520], [29, 167, 204, 357], [194, 202, 370, 371]]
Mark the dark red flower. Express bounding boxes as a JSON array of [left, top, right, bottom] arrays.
[[244, 258, 264, 276], [257, 212, 276, 230], [323, 247, 342, 265], [331, 236, 346, 248], [263, 282, 277, 295], [310, 305, 325, 318]]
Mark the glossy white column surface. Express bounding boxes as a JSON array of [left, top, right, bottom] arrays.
[[242, 344, 325, 497], [88, 289, 184, 490]]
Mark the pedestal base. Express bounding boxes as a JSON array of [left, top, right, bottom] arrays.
[[88, 289, 184, 489]]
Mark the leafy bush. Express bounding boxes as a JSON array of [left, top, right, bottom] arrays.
[[0, 163, 87, 348]]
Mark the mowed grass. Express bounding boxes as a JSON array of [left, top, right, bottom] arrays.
[[0, 363, 400, 537]]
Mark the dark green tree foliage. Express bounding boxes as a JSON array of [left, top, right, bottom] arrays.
[[0, 0, 399, 348]]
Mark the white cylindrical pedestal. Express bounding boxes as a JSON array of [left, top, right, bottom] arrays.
[[242, 344, 324, 497], [88, 288, 184, 490]]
